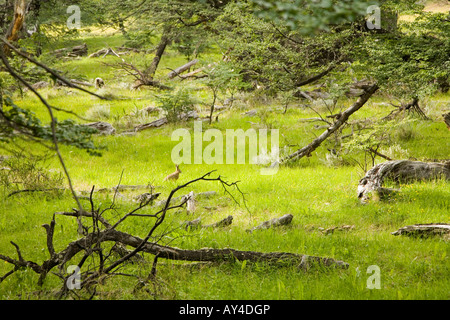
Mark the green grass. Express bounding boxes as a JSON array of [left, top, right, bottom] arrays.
[[0, 30, 449, 300]]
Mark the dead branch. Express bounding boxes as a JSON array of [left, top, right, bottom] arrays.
[[382, 98, 429, 121], [273, 83, 379, 166]]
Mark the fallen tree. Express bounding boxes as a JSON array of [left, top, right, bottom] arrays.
[[0, 171, 348, 298], [51, 43, 88, 58], [357, 160, 450, 202], [272, 83, 379, 167]]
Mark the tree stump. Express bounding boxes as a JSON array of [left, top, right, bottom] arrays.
[[358, 160, 450, 202]]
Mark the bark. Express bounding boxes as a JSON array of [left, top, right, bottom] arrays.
[[144, 30, 170, 80], [274, 83, 379, 166], [4, 0, 26, 54], [358, 160, 450, 202]]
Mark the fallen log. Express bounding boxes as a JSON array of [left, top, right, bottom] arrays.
[[45, 227, 348, 268], [246, 214, 293, 233], [391, 223, 450, 239], [134, 111, 198, 132], [134, 117, 168, 131], [167, 59, 199, 79], [51, 43, 88, 58], [358, 160, 450, 202], [104, 228, 348, 268]]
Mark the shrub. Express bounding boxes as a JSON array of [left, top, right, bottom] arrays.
[[0, 150, 64, 196], [155, 88, 196, 123], [85, 104, 111, 120]]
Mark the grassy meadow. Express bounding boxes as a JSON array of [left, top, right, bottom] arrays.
[[0, 29, 449, 300]]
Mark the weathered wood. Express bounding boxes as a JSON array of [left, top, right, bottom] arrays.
[[134, 117, 168, 131], [88, 48, 110, 58], [358, 160, 450, 202], [84, 121, 116, 135], [133, 192, 161, 206], [184, 191, 196, 213], [391, 223, 450, 239], [167, 59, 199, 79], [3, 0, 26, 56], [203, 215, 233, 228], [246, 214, 293, 233]]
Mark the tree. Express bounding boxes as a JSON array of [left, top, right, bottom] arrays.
[[3, 0, 26, 55]]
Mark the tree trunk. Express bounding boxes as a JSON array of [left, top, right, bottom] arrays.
[[358, 160, 450, 202], [144, 28, 170, 80], [4, 0, 26, 55], [274, 83, 379, 166]]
